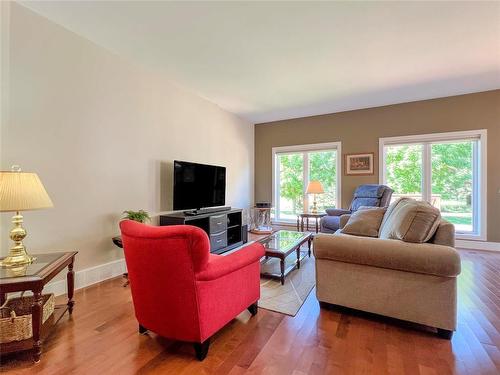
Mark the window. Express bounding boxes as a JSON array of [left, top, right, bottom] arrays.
[[272, 142, 341, 223], [380, 130, 487, 240]]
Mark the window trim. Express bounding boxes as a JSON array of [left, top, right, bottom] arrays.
[[379, 130, 487, 241], [272, 142, 342, 224]]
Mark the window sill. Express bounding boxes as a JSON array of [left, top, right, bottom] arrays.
[[456, 233, 487, 241]]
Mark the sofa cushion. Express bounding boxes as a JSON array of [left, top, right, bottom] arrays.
[[379, 197, 407, 232], [314, 233, 461, 277], [339, 214, 351, 229], [341, 207, 386, 237], [379, 198, 441, 243]]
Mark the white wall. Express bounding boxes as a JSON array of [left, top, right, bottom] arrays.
[[0, 2, 11, 250], [1, 3, 254, 270]]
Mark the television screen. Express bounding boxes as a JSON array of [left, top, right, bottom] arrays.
[[173, 160, 226, 210]]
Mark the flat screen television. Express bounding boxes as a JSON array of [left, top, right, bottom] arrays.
[[173, 160, 226, 210]]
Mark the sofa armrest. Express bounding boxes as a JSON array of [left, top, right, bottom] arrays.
[[339, 214, 351, 229], [431, 220, 455, 247], [196, 242, 265, 281], [325, 208, 351, 216], [313, 233, 461, 277]]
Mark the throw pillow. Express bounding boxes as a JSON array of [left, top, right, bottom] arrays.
[[341, 206, 387, 237], [379, 197, 409, 236], [379, 198, 441, 243]]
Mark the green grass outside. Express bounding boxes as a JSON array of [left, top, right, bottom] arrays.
[[442, 215, 472, 225]]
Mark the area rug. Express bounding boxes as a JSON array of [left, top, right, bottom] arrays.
[[259, 247, 316, 317]]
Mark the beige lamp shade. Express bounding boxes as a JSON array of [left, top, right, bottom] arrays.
[[306, 180, 324, 194], [0, 170, 53, 212]]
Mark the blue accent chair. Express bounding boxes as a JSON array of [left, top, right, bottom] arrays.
[[320, 184, 394, 233]]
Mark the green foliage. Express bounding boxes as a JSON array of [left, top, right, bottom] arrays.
[[385, 142, 473, 202], [309, 151, 336, 190], [279, 154, 304, 212], [278, 151, 337, 212], [385, 145, 422, 195], [122, 210, 151, 223], [309, 151, 337, 210], [430, 142, 472, 201]]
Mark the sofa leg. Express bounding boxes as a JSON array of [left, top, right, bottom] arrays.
[[437, 328, 453, 340], [318, 301, 330, 309], [194, 339, 210, 361], [139, 324, 148, 335], [247, 302, 258, 316]]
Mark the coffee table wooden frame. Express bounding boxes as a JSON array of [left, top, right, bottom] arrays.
[[259, 231, 312, 285]]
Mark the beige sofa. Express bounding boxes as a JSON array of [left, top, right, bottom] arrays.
[[313, 212, 461, 338]]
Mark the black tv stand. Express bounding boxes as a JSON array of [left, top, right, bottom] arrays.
[[159, 208, 245, 254], [184, 206, 231, 216]]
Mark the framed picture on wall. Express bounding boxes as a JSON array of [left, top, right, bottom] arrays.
[[344, 152, 374, 175]]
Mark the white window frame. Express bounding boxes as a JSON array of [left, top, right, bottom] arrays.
[[379, 130, 487, 241], [272, 142, 342, 224]]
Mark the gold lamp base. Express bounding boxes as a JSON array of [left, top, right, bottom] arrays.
[[0, 253, 35, 267], [310, 194, 318, 214], [0, 212, 36, 267]]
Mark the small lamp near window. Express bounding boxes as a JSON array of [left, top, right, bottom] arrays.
[[0, 166, 53, 267], [306, 180, 324, 214]]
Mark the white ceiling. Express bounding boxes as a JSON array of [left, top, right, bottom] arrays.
[[19, 1, 500, 124]]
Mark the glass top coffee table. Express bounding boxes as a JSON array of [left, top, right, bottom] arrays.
[[258, 230, 312, 285]]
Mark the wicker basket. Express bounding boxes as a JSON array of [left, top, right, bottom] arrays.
[[0, 293, 55, 344]]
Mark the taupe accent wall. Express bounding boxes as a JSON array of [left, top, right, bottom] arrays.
[[255, 90, 500, 242]]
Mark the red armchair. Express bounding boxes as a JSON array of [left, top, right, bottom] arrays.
[[119, 220, 265, 360]]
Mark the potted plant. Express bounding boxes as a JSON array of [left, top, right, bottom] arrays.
[[122, 210, 151, 223]]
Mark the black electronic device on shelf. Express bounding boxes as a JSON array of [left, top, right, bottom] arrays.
[[173, 160, 226, 212], [163, 160, 247, 254], [255, 202, 271, 208], [160, 208, 245, 255], [184, 206, 231, 216]]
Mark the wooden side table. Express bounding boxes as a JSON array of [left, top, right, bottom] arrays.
[[0, 251, 77, 362], [297, 213, 326, 233]]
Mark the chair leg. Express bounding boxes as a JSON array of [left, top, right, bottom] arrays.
[[193, 339, 210, 361], [139, 324, 148, 335], [437, 328, 453, 340], [247, 302, 258, 316]]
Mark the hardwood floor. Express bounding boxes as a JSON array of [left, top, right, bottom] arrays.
[[0, 249, 499, 374]]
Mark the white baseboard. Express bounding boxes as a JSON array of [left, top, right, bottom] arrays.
[[456, 240, 500, 252], [44, 258, 127, 296]]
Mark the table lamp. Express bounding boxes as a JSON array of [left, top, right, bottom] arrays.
[[306, 180, 324, 214], [0, 166, 53, 267]]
